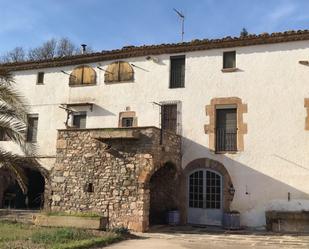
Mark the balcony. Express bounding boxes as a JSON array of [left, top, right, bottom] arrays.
[[215, 128, 237, 153]]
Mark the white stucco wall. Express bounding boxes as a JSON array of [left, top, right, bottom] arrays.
[[4, 40, 309, 228]]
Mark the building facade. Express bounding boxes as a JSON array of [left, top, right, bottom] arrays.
[[1, 30, 309, 231]]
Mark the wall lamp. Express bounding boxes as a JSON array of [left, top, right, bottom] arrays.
[[146, 55, 159, 63], [229, 184, 235, 195]]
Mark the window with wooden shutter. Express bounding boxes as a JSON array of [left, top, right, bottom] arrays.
[[104, 61, 134, 83], [161, 104, 178, 133], [69, 65, 96, 85], [170, 55, 185, 88]]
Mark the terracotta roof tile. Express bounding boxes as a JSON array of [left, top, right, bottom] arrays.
[[1, 29, 309, 71]]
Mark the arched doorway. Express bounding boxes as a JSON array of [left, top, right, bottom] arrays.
[[0, 167, 46, 210], [185, 158, 234, 226], [149, 162, 180, 225], [188, 169, 223, 225]]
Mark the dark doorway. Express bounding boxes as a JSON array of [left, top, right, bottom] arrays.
[[2, 168, 45, 209], [149, 162, 179, 225]]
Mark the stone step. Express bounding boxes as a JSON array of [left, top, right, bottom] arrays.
[[0, 209, 40, 224]]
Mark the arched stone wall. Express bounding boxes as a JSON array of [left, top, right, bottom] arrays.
[[184, 158, 234, 215]]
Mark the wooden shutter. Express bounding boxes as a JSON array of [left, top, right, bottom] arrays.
[[105, 61, 134, 83], [69, 66, 83, 85], [119, 62, 134, 81], [70, 66, 96, 85], [82, 66, 96, 84], [161, 104, 177, 133]]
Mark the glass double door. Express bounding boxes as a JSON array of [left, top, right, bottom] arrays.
[[188, 169, 223, 226]]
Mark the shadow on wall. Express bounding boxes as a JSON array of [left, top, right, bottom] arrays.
[[181, 137, 309, 227], [87, 104, 116, 117]]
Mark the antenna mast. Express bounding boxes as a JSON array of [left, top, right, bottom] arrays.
[[173, 8, 185, 42]]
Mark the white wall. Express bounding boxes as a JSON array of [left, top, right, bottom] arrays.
[[4, 40, 309, 227]]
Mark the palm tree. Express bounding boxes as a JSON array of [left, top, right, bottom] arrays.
[[0, 69, 36, 207]]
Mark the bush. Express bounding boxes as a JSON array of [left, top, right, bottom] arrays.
[[31, 228, 91, 244], [109, 227, 130, 235]]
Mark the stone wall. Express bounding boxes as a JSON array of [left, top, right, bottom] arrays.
[[51, 127, 181, 231]]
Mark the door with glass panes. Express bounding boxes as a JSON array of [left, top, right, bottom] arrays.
[[188, 169, 223, 226]]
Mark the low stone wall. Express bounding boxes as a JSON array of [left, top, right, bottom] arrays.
[[51, 127, 181, 232], [266, 211, 309, 233]]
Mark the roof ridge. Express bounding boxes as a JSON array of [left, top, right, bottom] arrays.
[[1, 29, 309, 71]]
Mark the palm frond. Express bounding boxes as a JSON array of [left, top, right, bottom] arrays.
[[0, 85, 29, 115], [0, 69, 14, 86], [0, 150, 30, 194]]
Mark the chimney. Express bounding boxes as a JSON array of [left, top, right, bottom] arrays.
[[81, 44, 87, 54]]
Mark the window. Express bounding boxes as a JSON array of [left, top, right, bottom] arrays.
[[118, 110, 137, 128], [72, 113, 86, 129], [69, 65, 96, 85], [223, 51, 236, 69], [104, 61, 134, 83], [170, 55, 185, 88], [215, 108, 237, 152], [121, 117, 134, 128], [84, 183, 94, 193], [37, 72, 44, 84], [27, 114, 39, 143], [161, 104, 177, 133]]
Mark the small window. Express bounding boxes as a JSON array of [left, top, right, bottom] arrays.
[[84, 183, 94, 193], [121, 117, 134, 128], [170, 55, 185, 88], [37, 72, 44, 84], [72, 113, 86, 129], [27, 114, 39, 143], [104, 61, 134, 83], [161, 104, 178, 133], [69, 65, 96, 85], [223, 51, 236, 69]]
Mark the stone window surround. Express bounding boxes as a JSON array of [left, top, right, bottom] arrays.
[[204, 97, 247, 152], [118, 111, 138, 128]]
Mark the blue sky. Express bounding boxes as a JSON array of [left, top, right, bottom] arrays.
[[0, 0, 308, 54]]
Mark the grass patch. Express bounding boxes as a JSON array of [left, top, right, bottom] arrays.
[[0, 221, 123, 249]]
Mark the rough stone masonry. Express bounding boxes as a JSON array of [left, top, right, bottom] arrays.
[[50, 127, 181, 232]]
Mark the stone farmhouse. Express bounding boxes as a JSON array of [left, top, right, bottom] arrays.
[[0, 30, 309, 232]]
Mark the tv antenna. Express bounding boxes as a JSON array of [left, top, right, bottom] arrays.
[[173, 8, 185, 42]]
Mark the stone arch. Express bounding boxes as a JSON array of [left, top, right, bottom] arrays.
[[136, 160, 183, 231], [184, 158, 234, 213]]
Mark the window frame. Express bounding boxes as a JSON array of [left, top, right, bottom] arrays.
[[169, 55, 185, 89], [121, 117, 134, 128], [222, 51, 236, 70], [215, 107, 237, 153], [37, 72, 45, 85], [26, 114, 39, 143], [72, 112, 87, 129]]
